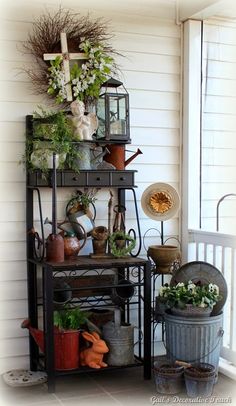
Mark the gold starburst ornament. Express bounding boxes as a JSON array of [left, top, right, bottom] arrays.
[[141, 183, 180, 221]]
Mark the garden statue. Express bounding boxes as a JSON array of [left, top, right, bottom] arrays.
[[80, 331, 109, 368], [70, 100, 98, 141]]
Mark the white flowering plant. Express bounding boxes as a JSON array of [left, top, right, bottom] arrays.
[[158, 280, 221, 310], [47, 38, 114, 104]]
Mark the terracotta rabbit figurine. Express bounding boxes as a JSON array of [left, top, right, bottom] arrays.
[[80, 331, 109, 369]]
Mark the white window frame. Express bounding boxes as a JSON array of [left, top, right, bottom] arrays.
[[182, 19, 202, 262]]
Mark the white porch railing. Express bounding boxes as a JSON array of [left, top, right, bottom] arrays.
[[188, 229, 236, 366]]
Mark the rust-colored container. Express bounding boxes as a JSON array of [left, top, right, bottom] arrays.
[[63, 232, 86, 258], [54, 330, 80, 370], [104, 145, 142, 169], [46, 233, 64, 262], [92, 239, 107, 255], [22, 320, 80, 370], [104, 145, 125, 169]]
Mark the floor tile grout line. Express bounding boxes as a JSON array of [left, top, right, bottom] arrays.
[[52, 393, 64, 405], [91, 380, 123, 405]]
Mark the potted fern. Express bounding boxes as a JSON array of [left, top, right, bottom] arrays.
[[24, 108, 80, 177], [53, 305, 89, 370], [22, 305, 89, 370]]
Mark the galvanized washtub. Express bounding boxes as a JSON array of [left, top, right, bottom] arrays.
[[164, 312, 224, 380]]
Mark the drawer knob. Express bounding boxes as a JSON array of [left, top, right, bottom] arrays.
[[120, 177, 125, 181], [72, 176, 78, 181], [96, 177, 101, 181]]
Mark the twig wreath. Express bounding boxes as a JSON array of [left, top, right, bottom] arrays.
[[109, 231, 136, 258], [23, 8, 117, 106]]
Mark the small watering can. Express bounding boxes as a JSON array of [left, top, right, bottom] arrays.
[[104, 145, 142, 170], [74, 144, 110, 170], [90, 146, 110, 169], [63, 230, 87, 257], [102, 308, 139, 366]]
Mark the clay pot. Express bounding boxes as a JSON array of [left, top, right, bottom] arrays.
[[91, 226, 108, 255], [147, 245, 180, 274], [92, 239, 107, 255], [46, 233, 64, 262]]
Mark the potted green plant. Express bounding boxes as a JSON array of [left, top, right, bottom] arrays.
[[65, 189, 97, 239], [23, 107, 80, 177], [22, 305, 89, 370], [157, 281, 222, 317], [109, 231, 136, 258], [53, 305, 89, 370], [66, 189, 97, 213]]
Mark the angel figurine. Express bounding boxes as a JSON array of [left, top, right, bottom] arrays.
[[70, 100, 98, 141]]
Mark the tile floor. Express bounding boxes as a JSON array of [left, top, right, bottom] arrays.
[[1, 367, 236, 406]]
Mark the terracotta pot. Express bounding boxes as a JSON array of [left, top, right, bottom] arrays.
[[92, 239, 107, 255], [147, 245, 180, 274]]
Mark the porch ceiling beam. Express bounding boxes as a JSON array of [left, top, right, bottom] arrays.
[[178, 0, 236, 21]]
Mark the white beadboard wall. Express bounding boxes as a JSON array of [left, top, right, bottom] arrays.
[[0, 0, 180, 372], [202, 19, 236, 233]]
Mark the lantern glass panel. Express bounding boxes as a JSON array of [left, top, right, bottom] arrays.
[[109, 95, 126, 136], [96, 95, 106, 139]]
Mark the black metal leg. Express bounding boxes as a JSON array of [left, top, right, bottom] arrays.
[[43, 266, 55, 393], [143, 260, 152, 379], [26, 186, 39, 370], [27, 262, 39, 370]]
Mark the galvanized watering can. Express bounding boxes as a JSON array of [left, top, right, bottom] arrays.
[[102, 308, 141, 366]]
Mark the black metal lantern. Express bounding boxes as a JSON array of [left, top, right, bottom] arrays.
[[96, 78, 130, 143]]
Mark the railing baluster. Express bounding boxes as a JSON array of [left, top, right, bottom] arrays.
[[188, 229, 236, 366], [213, 244, 216, 266], [196, 242, 199, 260], [203, 242, 207, 261], [222, 247, 225, 277], [229, 249, 236, 352]]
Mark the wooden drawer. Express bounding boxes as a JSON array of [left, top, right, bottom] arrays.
[[27, 171, 62, 187], [111, 171, 135, 187], [87, 171, 110, 186], [63, 172, 87, 186]]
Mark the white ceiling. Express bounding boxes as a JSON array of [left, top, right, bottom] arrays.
[[99, 0, 236, 21], [178, 0, 236, 21]]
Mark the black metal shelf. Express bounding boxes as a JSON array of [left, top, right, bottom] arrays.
[[27, 257, 151, 392], [37, 357, 143, 377], [27, 169, 137, 188], [25, 114, 151, 393]]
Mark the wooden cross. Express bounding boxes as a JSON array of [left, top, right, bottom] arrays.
[[43, 32, 88, 101]]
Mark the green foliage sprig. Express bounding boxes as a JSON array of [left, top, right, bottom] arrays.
[[47, 38, 114, 104], [109, 231, 136, 258], [22, 8, 117, 105], [54, 305, 89, 331], [67, 189, 97, 213], [158, 281, 222, 310], [22, 108, 80, 177]]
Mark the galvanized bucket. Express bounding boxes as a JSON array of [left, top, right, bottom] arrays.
[[184, 363, 216, 398], [164, 312, 223, 379], [153, 362, 185, 394]]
